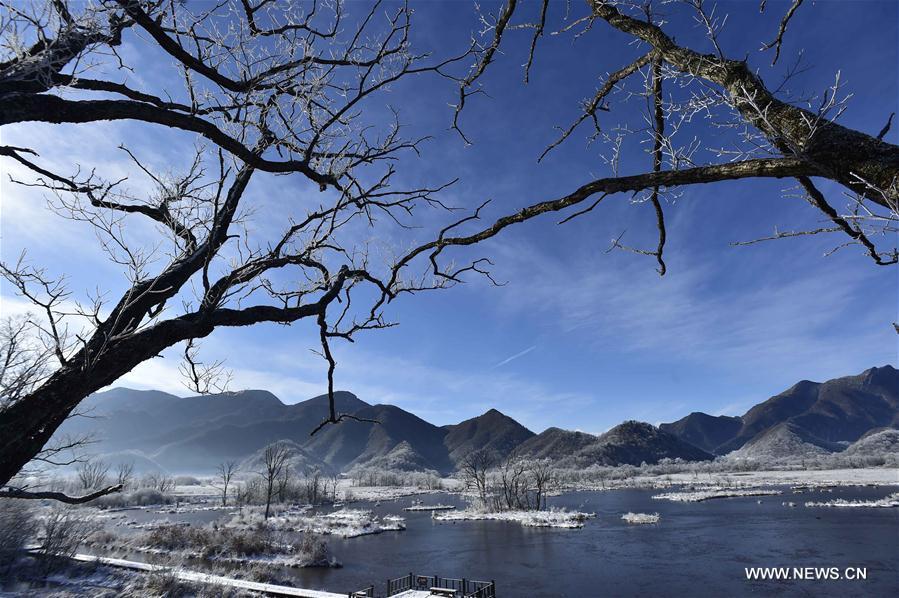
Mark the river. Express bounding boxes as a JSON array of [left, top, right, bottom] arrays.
[[99, 484, 899, 597]]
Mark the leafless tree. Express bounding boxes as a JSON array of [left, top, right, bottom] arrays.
[[529, 458, 555, 510], [76, 459, 108, 490], [259, 443, 291, 519], [275, 464, 292, 504], [0, 315, 49, 410], [459, 449, 494, 507], [466, 456, 556, 512], [141, 471, 174, 493], [212, 460, 238, 507], [301, 467, 324, 505], [114, 461, 135, 489], [492, 456, 530, 511], [0, 0, 482, 497], [236, 477, 260, 509], [326, 473, 340, 502]]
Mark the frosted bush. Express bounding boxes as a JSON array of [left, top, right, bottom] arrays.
[[652, 488, 781, 502], [433, 508, 594, 529], [621, 512, 660, 524], [805, 492, 899, 508]]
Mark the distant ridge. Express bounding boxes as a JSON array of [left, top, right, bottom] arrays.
[[662, 365, 899, 459], [514, 427, 597, 461], [556, 421, 714, 468], [443, 409, 535, 463], [51, 365, 898, 473]]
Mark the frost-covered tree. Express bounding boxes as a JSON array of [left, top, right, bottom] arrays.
[[0, 0, 478, 498], [259, 444, 290, 519], [212, 460, 238, 507]]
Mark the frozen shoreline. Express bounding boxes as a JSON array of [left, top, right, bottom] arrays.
[[402, 504, 455, 511], [433, 508, 595, 528], [652, 488, 783, 502], [229, 507, 406, 538], [564, 467, 899, 492], [804, 492, 899, 509]]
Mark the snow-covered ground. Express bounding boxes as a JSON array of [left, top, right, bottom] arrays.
[[622, 468, 899, 489], [621, 512, 660, 524], [804, 492, 899, 508], [71, 553, 348, 597], [402, 504, 455, 511], [652, 488, 783, 502], [433, 508, 595, 529], [229, 507, 406, 538], [339, 479, 460, 502]]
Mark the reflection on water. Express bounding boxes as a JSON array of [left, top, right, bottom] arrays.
[[101, 486, 899, 597]]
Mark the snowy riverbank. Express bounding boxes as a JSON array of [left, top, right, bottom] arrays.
[[433, 508, 595, 528], [804, 492, 899, 508], [652, 488, 783, 502]]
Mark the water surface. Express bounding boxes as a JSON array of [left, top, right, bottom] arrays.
[[104, 485, 899, 596]]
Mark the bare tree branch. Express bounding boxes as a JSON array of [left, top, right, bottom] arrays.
[[0, 484, 123, 504], [761, 0, 805, 65]]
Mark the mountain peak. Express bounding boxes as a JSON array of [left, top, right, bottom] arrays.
[[210, 389, 283, 405], [861, 364, 899, 386], [443, 408, 535, 464]]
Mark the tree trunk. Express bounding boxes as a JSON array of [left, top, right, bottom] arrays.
[[0, 318, 207, 488]]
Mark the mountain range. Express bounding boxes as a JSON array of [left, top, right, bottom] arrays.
[[660, 365, 899, 458], [53, 365, 898, 474]]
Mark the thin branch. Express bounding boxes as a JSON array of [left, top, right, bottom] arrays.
[[453, 0, 518, 144], [797, 176, 898, 265], [761, 0, 805, 65], [731, 226, 842, 246]]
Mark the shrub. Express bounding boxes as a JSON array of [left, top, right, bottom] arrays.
[[91, 488, 172, 509], [298, 533, 332, 564], [0, 500, 37, 570], [145, 524, 212, 552], [143, 524, 275, 559], [38, 506, 98, 571]]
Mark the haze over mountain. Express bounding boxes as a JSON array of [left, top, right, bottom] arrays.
[[51, 365, 898, 474]]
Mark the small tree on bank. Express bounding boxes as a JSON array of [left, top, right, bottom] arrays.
[[76, 459, 109, 491], [259, 444, 291, 519], [213, 461, 238, 507]]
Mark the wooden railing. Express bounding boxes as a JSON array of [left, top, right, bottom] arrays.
[[384, 573, 496, 597], [348, 585, 375, 597]]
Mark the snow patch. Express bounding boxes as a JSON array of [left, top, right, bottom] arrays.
[[621, 512, 660, 524], [433, 508, 595, 529], [652, 488, 782, 502], [804, 492, 899, 508]]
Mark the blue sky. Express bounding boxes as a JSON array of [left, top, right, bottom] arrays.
[[1, 1, 896, 433]]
